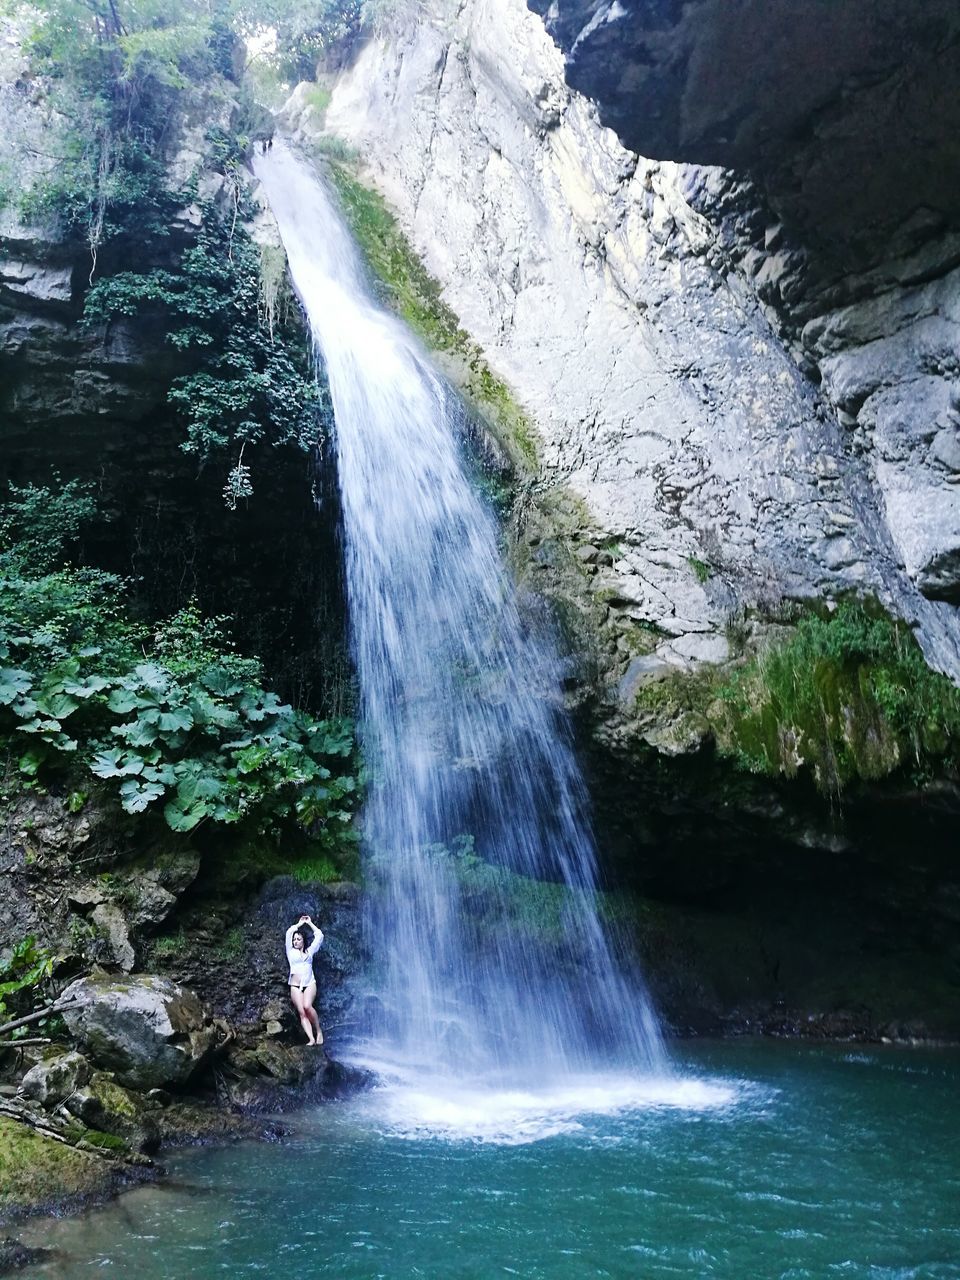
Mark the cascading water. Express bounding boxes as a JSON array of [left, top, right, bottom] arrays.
[[254, 142, 664, 1096]]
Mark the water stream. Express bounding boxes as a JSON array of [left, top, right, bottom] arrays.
[[252, 142, 662, 1095]]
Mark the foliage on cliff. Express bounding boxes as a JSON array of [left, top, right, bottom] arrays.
[[0, 482, 358, 841], [635, 603, 960, 793], [84, 200, 325, 468], [16, 0, 239, 271], [325, 160, 539, 473], [718, 604, 960, 789]]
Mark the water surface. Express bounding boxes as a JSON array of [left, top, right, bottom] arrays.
[[23, 1041, 960, 1278]]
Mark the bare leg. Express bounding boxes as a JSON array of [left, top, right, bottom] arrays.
[[303, 981, 322, 1044], [289, 986, 316, 1044]]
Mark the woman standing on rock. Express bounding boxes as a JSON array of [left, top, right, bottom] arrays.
[[285, 915, 323, 1045]]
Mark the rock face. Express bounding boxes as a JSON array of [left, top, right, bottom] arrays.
[[60, 975, 218, 1090], [306, 0, 960, 682], [530, 0, 960, 612], [526, 0, 960, 251]]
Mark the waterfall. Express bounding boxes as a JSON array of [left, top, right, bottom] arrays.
[[254, 142, 664, 1084]]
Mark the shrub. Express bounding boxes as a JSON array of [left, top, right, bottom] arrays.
[[0, 485, 359, 840]]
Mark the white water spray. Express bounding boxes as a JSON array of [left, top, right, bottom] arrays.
[[254, 143, 664, 1098]]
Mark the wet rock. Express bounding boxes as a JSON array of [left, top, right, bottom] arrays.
[[189, 877, 364, 1035], [19, 1053, 90, 1110], [223, 1040, 332, 1113], [0, 1237, 54, 1271], [931, 428, 960, 474], [63, 1073, 160, 1155], [0, 1115, 122, 1217], [60, 974, 218, 1090]]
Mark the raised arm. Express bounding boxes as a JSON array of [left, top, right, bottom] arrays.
[[285, 924, 298, 966], [306, 923, 324, 959]]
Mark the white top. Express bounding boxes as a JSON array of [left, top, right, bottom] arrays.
[[286, 923, 323, 986]]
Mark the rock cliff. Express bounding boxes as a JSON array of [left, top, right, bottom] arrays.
[[296, 0, 960, 689], [278, 1, 960, 1022]]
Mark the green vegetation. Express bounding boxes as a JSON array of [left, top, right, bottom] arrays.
[[634, 602, 960, 794], [16, 0, 239, 271], [235, 0, 364, 82], [718, 603, 960, 791], [213, 925, 247, 960], [301, 83, 332, 114], [84, 201, 325, 471], [13, 0, 324, 491], [325, 162, 539, 473], [688, 556, 711, 584], [0, 481, 359, 840], [0, 1116, 109, 1209], [0, 935, 55, 1025], [290, 853, 342, 883], [149, 927, 189, 959]]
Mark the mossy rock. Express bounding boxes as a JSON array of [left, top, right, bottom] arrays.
[[0, 1117, 114, 1218]]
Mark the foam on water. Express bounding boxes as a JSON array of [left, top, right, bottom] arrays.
[[352, 1066, 743, 1145]]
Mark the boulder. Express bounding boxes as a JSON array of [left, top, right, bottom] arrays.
[[223, 1039, 332, 1113], [64, 1073, 160, 1154], [19, 1052, 90, 1109], [60, 974, 218, 1090]]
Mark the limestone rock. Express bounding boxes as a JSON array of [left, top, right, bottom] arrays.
[[223, 1039, 332, 1113], [19, 1052, 90, 1109], [60, 974, 218, 1090], [314, 0, 960, 682]]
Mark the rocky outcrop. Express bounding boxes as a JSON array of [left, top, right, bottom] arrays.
[[19, 1052, 91, 1109], [527, 1, 960, 253], [303, 0, 960, 684], [60, 974, 219, 1090], [531, 0, 960, 615]]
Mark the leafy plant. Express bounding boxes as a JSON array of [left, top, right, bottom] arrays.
[[0, 485, 360, 840], [84, 194, 326, 477], [0, 937, 55, 1026], [16, 0, 234, 273], [0, 476, 96, 575]]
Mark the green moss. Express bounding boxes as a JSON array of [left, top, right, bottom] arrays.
[[302, 84, 332, 114], [633, 601, 960, 794], [0, 1117, 108, 1210], [212, 925, 246, 960], [688, 556, 711, 584], [62, 1123, 128, 1153], [324, 160, 538, 474], [150, 927, 189, 960]]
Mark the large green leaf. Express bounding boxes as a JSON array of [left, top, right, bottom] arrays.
[[112, 718, 159, 748], [119, 777, 165, 814], [133, 662, 169, 692], [201, 667, 244, 698], [36, 691, 80, 720], [0, 668, 33, 706], [90, 748, 145, 778], [62, 674, 111, 698], [163, 799, 209, 832], [158, 707, 194, 733], [107, 688, 140, 714]]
